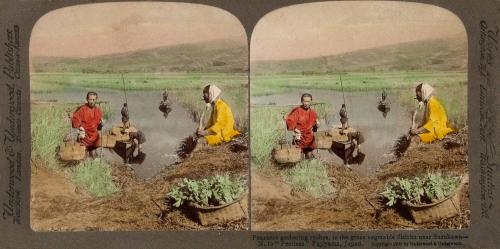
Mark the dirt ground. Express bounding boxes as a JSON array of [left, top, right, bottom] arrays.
[[252, 129, 469, 230], [30, 140, 249, 231]]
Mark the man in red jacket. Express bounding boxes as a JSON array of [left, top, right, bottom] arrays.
[[285, 93, 319, 159], [72, 91, 103, 158]]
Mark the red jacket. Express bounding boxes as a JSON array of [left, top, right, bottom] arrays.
[[72, 104, 102, 148], [285, 106, 317, 149]]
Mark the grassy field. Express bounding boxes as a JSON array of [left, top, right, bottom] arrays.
[[31, 72, 247, 92], [251, 71, 466, 96]]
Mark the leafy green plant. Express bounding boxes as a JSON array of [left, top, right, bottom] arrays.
[[168, 175, 246, 208], [380, 173, 461, 206]]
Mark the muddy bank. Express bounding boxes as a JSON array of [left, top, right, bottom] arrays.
[[31, 139, 249, 231], [252, 130, 469, 230]]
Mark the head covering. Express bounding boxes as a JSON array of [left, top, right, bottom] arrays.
[[208, 85, 222, 103], [417, 83, 434, 109], [420, 83, 434, 101]]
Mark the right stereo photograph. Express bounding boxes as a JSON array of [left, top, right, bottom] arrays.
[[250, 1, 469, 230]]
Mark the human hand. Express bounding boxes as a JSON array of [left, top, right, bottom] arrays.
[[98, 120, 105, 130], [409, 128, 418, 135], [78, 127, 86, 139], [197, 129, 208, 137], [293, 129, 302, 140]]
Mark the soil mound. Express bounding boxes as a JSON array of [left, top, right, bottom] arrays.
[[31, 140, 248, 231]]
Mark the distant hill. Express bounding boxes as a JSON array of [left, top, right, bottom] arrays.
[[252, 37, 467, 74], [31, 39, 248, 73]]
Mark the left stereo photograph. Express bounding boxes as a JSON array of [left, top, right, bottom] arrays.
[[29, 2, 249, 231]]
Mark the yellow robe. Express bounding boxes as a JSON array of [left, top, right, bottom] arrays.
[[419, 96, 454, 143], [205, 99, 241, 145]]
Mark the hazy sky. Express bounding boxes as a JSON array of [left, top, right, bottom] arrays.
[[251, 2, 467, 61], [30, 2, 246, 58]]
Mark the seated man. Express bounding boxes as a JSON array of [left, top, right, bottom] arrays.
[[285, 93, 319, 159], [410, 83, 454, 143], [72, 91, 103, 158], [193, 85, 240, 152]]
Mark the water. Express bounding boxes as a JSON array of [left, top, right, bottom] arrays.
[[252, 89, 411, 176], [32, 89, 198, 179]]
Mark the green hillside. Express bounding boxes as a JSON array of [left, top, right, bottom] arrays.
[[252, 37, 467, 74], [32, 39, 248, 74]]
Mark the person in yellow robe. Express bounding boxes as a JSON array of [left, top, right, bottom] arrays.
[[410, 83, 454, 143], [195, 84, 240, 147]]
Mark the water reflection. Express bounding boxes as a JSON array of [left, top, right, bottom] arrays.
[[330, 146, 366, 165], [159, 102, 172, 119], [378, 102, 390, 118], [112, 142, 147, 164]]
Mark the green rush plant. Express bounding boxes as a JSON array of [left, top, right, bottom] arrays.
[[283, 159, 336, 198], [71, 158, 119, 198]]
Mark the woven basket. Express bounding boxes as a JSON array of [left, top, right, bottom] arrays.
[[190, 193, 248, 226], [315, 131, 334, 149], [328, 126, 356, 142], [99, 134, 117, 148], [273, 144, 302, 164], [58, 141, 86, 161], [111, 125, 131, 142], [405, 183, 463, 224]]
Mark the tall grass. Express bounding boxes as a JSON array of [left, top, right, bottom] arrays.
[[31, 104, 75, 169], [97, 101, 113, 121], [313, 102, 334, 125], [71, 158, 118, 198], [283, 160, 336, 198], [250, 106, 289, 167]]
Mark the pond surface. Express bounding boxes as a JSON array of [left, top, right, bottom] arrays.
[[32, 89, 198, 179], [252, 89, 412, 176]]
